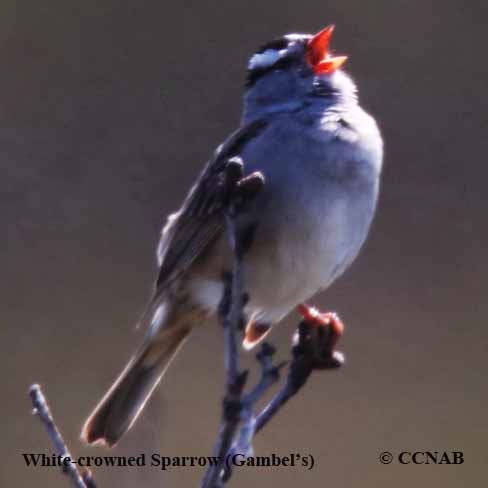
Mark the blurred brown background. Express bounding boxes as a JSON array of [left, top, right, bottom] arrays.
[[2, 0, 487, 486]]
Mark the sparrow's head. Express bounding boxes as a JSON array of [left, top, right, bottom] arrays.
[[244, 26, 357, 120]]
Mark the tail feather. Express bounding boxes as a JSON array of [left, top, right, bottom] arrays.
[[81, 325, 190, 447]]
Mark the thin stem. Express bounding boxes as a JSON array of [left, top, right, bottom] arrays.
[[254, 375, 307, 435], [29, 384, 94, 488], [201, 208, 247, 488]]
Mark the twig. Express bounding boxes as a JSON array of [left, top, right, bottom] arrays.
[[255, 311, 345, 435], [29, 384, 97, 488], [201, 158, 264, 488], [221, 343, 285, 483], [201, 272, 248, 488], [226, 310, 345, 480]]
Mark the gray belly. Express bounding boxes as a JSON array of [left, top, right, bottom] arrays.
[[238, 137, 380, 322], [242, 177, 376, 320]]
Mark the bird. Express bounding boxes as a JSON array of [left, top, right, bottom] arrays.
[[81, 25, 383, 447]]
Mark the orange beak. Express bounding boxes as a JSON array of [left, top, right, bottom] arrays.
[[307, 25, 348, 75]]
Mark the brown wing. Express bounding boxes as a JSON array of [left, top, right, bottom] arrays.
[[154, 118, 268, 291]]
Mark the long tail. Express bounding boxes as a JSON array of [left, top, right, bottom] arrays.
[[81, 323, 190, 447]]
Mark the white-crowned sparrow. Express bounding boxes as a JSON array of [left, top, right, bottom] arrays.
[[82, 25, 383, 447]]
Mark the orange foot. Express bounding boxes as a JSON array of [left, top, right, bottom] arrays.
[[297, 303, 344, 350]]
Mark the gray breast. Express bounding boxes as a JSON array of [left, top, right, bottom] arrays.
[[234, 111, 382, 318]]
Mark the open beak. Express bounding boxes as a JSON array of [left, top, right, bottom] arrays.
[[307, 25, 348, 75]]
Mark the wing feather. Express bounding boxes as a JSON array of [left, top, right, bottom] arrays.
[[154, 118, 268, 290]]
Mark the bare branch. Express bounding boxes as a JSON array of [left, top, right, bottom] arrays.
[[255, 310, 345, 435], [29, 384, 97, 488], [201, 158, 265, 488], [228, 310, 345, 477], [221, 343, 284, 483]]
